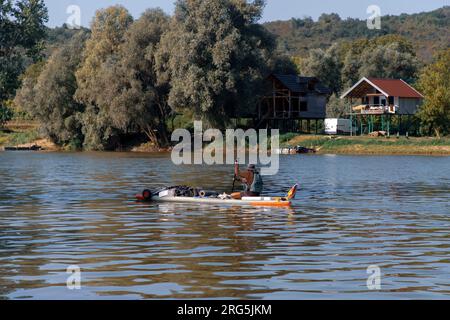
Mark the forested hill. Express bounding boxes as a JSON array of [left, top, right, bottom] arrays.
[[264, 6, 450, 62], [44, 7, 449, 62], [44, 25, 90, 56]]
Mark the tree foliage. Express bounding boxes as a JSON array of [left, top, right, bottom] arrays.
[[417, 49, 450, 137], [326, 93, 349, 118], [341, 35, 419, 89], [300, 44, 343, 95], [44, 24, 90, 57], [11, 59, 45, 119], [0, 0, 48, 103], [0, 103, 13, 127], [74, 5, 133, 150], [14, 31, 89, 146], [265, 6, 450, 63], [98, 9, 171, 147], [300, 35, 420, 95], [155, 0, 275, 128]]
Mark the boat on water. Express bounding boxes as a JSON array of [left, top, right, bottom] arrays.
[[276, 146, 316, 155], [136, 185, 298, 207]]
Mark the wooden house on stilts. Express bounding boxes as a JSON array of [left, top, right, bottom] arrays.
[[257, 74, 331, 133], [340, 77, 424, 135]]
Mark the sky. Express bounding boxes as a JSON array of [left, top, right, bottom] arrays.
[[43, 0, 448, 27]]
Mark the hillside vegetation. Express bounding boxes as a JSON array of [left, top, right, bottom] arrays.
[[264, 6, 450, 63]]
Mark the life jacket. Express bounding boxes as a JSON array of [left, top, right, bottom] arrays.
[[244, 171, 263, 194]]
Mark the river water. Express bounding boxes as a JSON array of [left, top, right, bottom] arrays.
[[0, 152, 449, 299]]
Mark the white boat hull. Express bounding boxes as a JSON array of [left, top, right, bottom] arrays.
[[141, 196, 291, 207]]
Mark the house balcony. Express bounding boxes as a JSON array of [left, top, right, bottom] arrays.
[[352, 104, 398, 115]]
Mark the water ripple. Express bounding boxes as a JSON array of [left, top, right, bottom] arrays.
[[0, 152, 449, 299]]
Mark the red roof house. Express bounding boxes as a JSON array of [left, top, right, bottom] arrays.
[[341, 77, 423, 115]]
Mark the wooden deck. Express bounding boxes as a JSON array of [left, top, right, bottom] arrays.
[[353, 105, 397, 115]]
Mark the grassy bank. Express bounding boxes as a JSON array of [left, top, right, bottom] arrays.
[[2, 123, 449, 156], [283, 135, 450, 155], [0, 121, 59, 151], [0, 128, 40, 146]]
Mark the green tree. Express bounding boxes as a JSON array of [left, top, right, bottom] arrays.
[[299, 36, 419, 95], [14, 31, 89, 146], [74, 5, 133, 150], [326, 93, 349, 118], [417, 49, 450, 137], [14, 0, 49, 59], [357, 42, 419, 83], [11, 59, 45, 119], [267, 54, 298, 75], [0, 0, 48, 103], [155, 0, 275, 128], [301, 43, 343, 94], [341, 36, 420, 89], [100, 9, 171, 147], [0, 104, 13, 127]]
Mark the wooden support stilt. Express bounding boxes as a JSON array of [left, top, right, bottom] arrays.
[[387, 115, 390, 137], [349, 114, 352, 137], [361, 116, 364, 136], [273, 82, 276, 119], [288, 91, 292, 119]]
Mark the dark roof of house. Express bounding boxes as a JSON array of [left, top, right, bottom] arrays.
[[367, 78, 424, 98], [271, 74, 331, 95]]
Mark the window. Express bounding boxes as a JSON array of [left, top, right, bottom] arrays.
[[300, 101, 308, 112], [374, 96, 380, 105], [388, 96, 395, 105]]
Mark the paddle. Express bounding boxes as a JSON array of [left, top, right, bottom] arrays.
[[231, 159, 238, 193]]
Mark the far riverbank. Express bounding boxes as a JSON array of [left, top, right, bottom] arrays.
[[283, 135, 450, 156], [1, 124, 449, 156]]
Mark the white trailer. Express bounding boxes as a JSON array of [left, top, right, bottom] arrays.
[[325, 118, 354, 135]]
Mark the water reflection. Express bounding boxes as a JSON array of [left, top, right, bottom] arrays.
[[0, 152, 449, 299]]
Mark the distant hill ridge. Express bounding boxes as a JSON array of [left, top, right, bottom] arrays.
[[263, 6, 450, 62], [46, 6, 449, 63]]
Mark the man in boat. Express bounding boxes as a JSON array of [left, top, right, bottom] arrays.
[[231, 161, 264, 199]]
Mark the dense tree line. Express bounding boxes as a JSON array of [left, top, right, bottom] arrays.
[[14, 0, 288, 150], [15, 31, 88, 146], [155, 0, 275, 128], [265, 6, 450, 63], [8, 1, 450, 145], [0, 0, 48, 126]]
